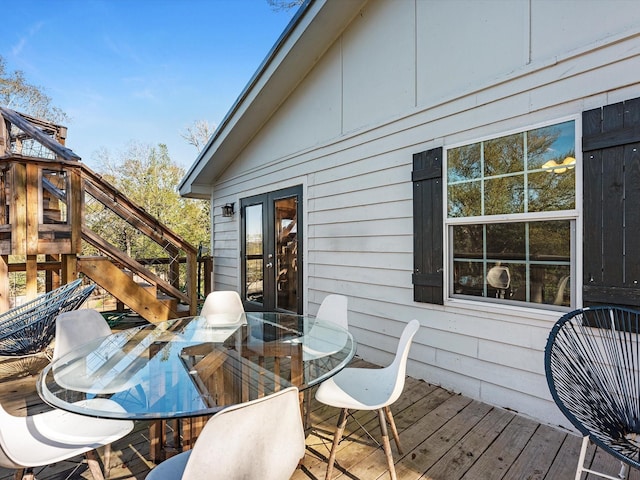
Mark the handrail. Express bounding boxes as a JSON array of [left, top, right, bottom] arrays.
[[79, 163, 197, 255], [0, 108, 199, 315], [81, 228, 191, 305]]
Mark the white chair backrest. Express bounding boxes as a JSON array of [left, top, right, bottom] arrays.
[[53, 309, 112, 361], [200, 291, 245, 317], [0, 402, 23, 469], [316, 294, 348, 329], [387, 319, 420, 405], [182, 387, 305, 480]]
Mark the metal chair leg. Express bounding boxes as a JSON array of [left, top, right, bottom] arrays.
[[574, 436, 589, 480], [619, 461, 629, 479]]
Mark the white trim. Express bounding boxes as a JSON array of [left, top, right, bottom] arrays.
[[442, 115, 581, 311]]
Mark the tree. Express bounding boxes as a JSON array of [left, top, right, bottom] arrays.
[[180, 120, 215, 152], [267, 0, 304, 11], [0, 55, 68, 124], [86, 142, 210, 260]]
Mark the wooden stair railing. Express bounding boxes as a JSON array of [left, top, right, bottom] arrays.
[[80, 228, 190, 306], [0, 107, 200, 316], [77, 163, 198, 320], [77, 257, 178, 323]]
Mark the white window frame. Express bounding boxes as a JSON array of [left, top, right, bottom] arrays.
[[443, 115, 582, 311]]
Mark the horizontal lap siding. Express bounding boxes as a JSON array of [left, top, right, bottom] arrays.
[[209, 7, 640, 426]]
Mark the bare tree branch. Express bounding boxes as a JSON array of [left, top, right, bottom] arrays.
[[266, 0, 304, 12], [180, 119, 215, 152]]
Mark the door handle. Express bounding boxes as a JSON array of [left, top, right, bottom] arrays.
[[266, 262, 273, 268]]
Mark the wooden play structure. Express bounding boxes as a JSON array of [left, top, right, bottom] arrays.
[[0, 106, 207, 321]]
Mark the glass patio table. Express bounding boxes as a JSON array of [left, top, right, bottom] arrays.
[[37, 312, 355, 461]]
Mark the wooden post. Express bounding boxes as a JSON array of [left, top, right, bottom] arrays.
[[25, 255, 37, 300], [0, 256, 8, 311], [69, 169, 82, 254], [203, 256, 213, 297], [11, 163, 26, 255], [26, 163, 39, 255], [186, 251, 198, 315], [61, 254, 77, 284]]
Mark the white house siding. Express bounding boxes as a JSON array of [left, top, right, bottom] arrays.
[[205, 0, 640, 428]]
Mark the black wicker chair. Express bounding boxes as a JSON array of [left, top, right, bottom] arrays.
[[0, 280, 84, 357], [545, 306, 640, 480], [60, 283, 96, 314]]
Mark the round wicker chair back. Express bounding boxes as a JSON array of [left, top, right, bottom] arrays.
[[0, 279, 83, 356], [59, 284, 96, 314], [545, 306, 640, 474]]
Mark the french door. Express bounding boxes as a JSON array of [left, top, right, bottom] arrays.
[[241, 185, 302, 313]]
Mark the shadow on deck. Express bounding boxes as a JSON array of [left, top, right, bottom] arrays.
[[0, 355, 634, 480]]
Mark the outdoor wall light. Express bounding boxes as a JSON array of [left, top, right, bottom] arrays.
[[221, 203, 235, 217]]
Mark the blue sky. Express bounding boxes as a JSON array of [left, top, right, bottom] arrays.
[[2, 0, 297, 169]]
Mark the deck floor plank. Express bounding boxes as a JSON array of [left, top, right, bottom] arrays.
[[459, 411, 539, 480], [503, 424, 566, 480], [0, 355, 630, 480], [424, 406, 515, 480]]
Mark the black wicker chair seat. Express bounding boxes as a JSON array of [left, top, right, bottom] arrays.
[[0, 280, 83, 357], [545, 306, 640, 480]]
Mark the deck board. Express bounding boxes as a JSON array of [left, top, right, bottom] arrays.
[[0, 355, 633, 480]]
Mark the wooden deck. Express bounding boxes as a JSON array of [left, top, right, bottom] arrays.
[[0, 355, 635, 480]]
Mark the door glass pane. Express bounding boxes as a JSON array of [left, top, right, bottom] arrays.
[[275, 196, 298, 312], [245, 204, 263, 304]]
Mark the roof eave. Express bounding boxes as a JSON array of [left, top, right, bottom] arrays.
[[179, 0, 368, 197]]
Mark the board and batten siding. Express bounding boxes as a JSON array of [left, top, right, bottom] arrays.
[[205, 0, 640, 428]]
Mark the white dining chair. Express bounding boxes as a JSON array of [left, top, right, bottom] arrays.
[[0, 397, 133, 480], [301, 294, 349, 429], [315, 319, 420, 480], [145, 386, 305, 480], [303, 294, 349, 361], [53, 309, 112, 361], [316, 294, 348, 328], [199, 290, 245, 319]]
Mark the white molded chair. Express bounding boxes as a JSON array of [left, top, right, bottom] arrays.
[[316, 294, 348, 329], [53, 309, 112, 361], [0, 397, 133, 480], [303, 294, 349, 362], [53, 309, 149, 399], [199, 291, 246, 343], [315, 319, 420, 480], [302, 295, 349, 429], [200, 290, 245, 317], [145, 386, 305, 480]]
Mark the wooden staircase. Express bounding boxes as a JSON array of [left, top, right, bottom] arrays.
[[0, 107, 201, 320], [77, 257, 182, 322]]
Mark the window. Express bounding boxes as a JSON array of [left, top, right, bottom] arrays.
[[446, 120, 577, 308]]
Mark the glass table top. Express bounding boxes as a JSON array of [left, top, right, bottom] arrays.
[[37, 312, 355, 420]]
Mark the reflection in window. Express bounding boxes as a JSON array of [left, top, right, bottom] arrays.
[[244, 204, 263, 304], [447, 120, 576, 309], [447, 120, 575, 218], [452, 221, 571, 306]]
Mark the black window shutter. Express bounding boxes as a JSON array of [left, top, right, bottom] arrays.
[[412, 147, 443, 304], [583, 97, 640, 308]]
